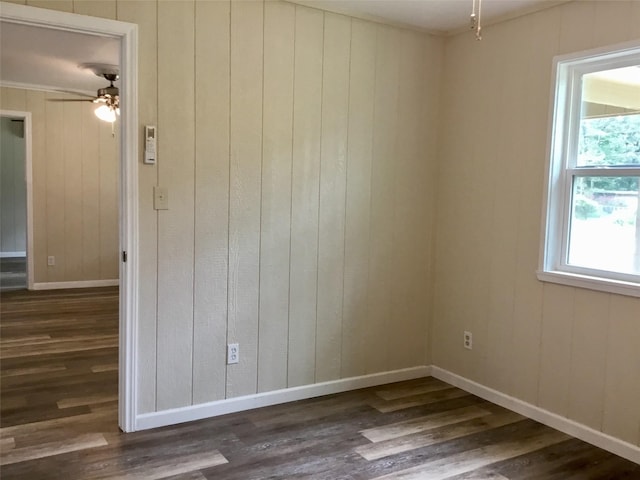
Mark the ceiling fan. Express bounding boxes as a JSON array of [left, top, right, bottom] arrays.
[[48, 65, 120, 123]]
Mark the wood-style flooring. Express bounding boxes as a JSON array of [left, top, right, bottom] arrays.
[[0, 257, 26, 292], [1, 287, 639, 479]]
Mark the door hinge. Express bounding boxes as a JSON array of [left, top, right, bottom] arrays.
[[122, 251, 127, 263]]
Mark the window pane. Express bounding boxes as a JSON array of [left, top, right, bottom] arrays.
[[579, 66, 640, 167], [568, 176, 640, 275]]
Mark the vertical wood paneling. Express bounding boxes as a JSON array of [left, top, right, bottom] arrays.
[[389, 30, 428, 371], [603, 295, 640, 445], [593, 0, 633, 46], [538, 285, 574, 416], [193, 0, 230, 404], [288, 6, 324, 388], [366, 25, 400, 374], [98, 120, 118, 280], [461, 32, 501, 385], [484, 20, 527, 394], [568, 290, 609, 430], [10, 0, 445, 423], [435, 1, 640, 453], [156, 0, 195, 410], [341, 19, 375, 378], [80, 102, 100, 279], [44, 93, 66, 282], [509, 7, 559, 405], [117, 0, 158, 414], [315, 13, 351, 383], [258, 0, 295, 393], [0, 87, 26, 111], [73, 0, 116, 19], [26, 0, 72, 12], [227, 0, 263, 398], [63, 102, 83, 280], [25, 90, 47, 283], [557, 0, 596, 54], [419, 35, 442, 368], [431, 33, 481, 376], [0, 88, 119, 285]]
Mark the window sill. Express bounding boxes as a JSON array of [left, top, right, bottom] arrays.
[[537, 270, 640, 298]]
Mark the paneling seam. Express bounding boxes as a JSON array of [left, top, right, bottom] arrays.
[[225, 0, 232, 401], [286, 5, 298, 389], [339, 17, 353, 379], [313, 10, 326, 386], [256, 0, 265, 395], [191, 0, 197, 407], [364, 25, 379, 374]]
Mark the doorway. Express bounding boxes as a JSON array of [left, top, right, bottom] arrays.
[[0, 113, 28, 292], [0, 3, 139, 432]]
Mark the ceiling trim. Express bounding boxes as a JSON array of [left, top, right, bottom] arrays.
[[0, 79, 95, 97]]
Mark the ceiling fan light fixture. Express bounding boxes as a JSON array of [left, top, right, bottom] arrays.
[[95, 104, 116, 123]]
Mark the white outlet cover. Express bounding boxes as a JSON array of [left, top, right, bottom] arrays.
[[227, 343, 239, 364]]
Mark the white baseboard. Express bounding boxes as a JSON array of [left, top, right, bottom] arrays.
[[430, 366, 640, 465], [0, 251, 26, 258], [135, 366, 431, 431], [32, 279, 119, 290]]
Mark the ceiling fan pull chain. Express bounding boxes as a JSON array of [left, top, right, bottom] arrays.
[[470, 0, 477, 30], [476, 0, 483, 40]]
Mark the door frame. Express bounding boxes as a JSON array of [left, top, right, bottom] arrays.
[[0, 110, 33, 290], [0, 1, 139, 432]]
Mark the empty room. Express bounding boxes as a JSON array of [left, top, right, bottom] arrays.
[[0, 0, 639, 478]]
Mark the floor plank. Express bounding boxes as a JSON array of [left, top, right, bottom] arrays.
[[1, 287, 639, 479]]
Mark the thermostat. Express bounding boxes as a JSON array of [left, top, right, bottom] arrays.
[[144, 125, 157, 165]]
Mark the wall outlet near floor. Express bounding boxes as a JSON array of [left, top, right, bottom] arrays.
[[464, 331, 473, 350], [47, 256, 55, 266], [227, 343, 239, 364]]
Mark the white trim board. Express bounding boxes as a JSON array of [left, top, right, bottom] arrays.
[[136, 366, 431, 430], [32, 279, 119, 290], [136, 363, 639, 465], [0, 252, 26, 258], [430, 366, 640, 465]]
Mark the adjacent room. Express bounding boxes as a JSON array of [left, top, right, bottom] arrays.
[[0, 0, 638, 478]]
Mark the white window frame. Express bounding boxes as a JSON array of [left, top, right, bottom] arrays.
[[539, 40, 640, 298]]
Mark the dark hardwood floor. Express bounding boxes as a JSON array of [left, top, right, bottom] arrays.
[[0, 257, 26, 292], [1, 287, 639, 479]]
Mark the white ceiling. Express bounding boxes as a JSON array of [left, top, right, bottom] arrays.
[[0, 21, 120, 96], [288, 0, 569, 34], [0, 0, 564, 95]]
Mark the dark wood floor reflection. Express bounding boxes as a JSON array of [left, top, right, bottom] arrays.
[[1, 288, 639, 479]]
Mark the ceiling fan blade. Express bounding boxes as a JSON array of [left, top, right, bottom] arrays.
[[47, 98, 96, 102]]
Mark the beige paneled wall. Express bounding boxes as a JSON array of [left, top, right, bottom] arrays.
[[434, 0, 640, 448], [20, 0, 441, 413], [0, 87, 118, 284]]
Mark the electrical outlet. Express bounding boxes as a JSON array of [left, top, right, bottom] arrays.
[[47, 256, 55, 266], [464, 331, 473, 350], [227, 343, 239, 364]]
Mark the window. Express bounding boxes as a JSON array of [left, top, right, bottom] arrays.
[[540, 41, 640, 297]]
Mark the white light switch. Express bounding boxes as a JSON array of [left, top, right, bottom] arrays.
[[154, 186, 169, 210]]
